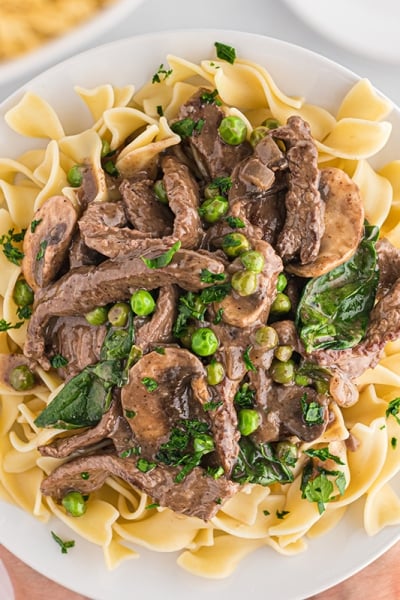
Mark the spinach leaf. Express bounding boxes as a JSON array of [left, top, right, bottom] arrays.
[[231, 437, 295, 486], [296, 225, 380, 352]]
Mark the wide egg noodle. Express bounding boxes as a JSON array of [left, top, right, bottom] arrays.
[[352, 159, 392, 227], [336, 79, 393, 122], [5, 91, 65, 140], [317, 118, 392, 160]]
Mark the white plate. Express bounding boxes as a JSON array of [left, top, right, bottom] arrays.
[[283, 0, 400, 63], [0, 0, 144, 84], [1, 29, 400, 600]]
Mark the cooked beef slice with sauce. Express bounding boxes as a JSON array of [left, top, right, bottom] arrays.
[[135, 285, 178, 352], [119, 177, 174, 237], [24, 246, 225, 368], [40, 454, 239, 520], [176, 89, 252, 179], [272, 116, 325, 264]]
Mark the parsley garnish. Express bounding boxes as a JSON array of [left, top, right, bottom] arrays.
[[173, 291, 206, 338], [145, 502, 160, 510], [225, 216, 245, 229], [213, 307, 224, 324], [215, 41, 236, 64], [200, 268, 226, 284], [300, 393, 324, 426], [0, 228, 25, 265], [36, 239, 48, 261], [152, 63, 173, 83], [243, 346, 257, 372], [137, 458, 156, 473], [16, 305, 32, 320], [301, 465, 346, 514], [208, 176, 232, 196], [391, 437, 398, 449], [50, 354, 69, 369], [263, 510, 270, 516], [171, 118, 204, 139], [80, 472, 90, 480], [207, 465, 224, 479], [103, 160, 119, 177], [51, 531, 75, 554], [30, 219, 42, 233], [234, 383, 255, 409], [304, 447, 345, 465], [125, 409, 136, 418], [200, 89, 222, 105], [141, 240, 181, 269], [199, 283, 231, 304], [276, 510, 289, 519], [203, 400, 223, 411], [120, 447, 141, 458], [156, 105, 164, 116], [386, 397, 400, 425], [0, 319, 24, 332], [141, 377, 158, 392]]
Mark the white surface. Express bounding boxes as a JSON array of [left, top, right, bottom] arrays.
[[283, 0, 400, 64], [0, 30, 400, 600], [0, 0, 144, 84]]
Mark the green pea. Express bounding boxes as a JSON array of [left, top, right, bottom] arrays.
[[67, 164, 83, 187], [270, 292, 291, 315], [85, 306, 108, 326], [13, 279, 34, 307], [107, 302, 130, 327], [130, 290, 156, 316], [206, 361, 225, 385], [276, 272, 288, 292], [294, 373, 312, 387], [198, 195, 229, 223], [193, 433, 215, 454], [222, 233, 250, 258], [191, 327, 219, 357], [274, 345, 293, 362], [249, 126, 269, 147], [270, 358, 295, 384], [261, 117, 281, 130], [9, 365, 35, 391], [240, 250, 265, 273], [218, 116, 247, 145], [153, 180, 169, 204], [254, 325, 279, 349], [62, 491, 87, 517], [238, 408, 260, 436], [101, 139, 111, 157], [231, 270, 259, 296]]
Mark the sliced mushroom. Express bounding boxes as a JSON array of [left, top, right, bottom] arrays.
[[286, 167, 364, 277], [22, 195, 78, 290], [218, 239, 282, 328], [121, 347, 210, 458]]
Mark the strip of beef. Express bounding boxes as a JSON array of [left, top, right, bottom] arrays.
[[23, 195, 78, 291], [121, 347, 210, 459], [177, 89, 252, 179], [69, 231, 103, 269], [376, 238, 400, 298], [218, 239, 282, 328], [45, 316, 107, 378], [249, 369, 328, 443], [38, 394, 134, 458], [161, 153, 203, 248], [24, 246, 225, 368], [273, 116, 324, 264], [40, 453, 238, 520], [119, 178, 174, 237], [135, 285, 178, 352]]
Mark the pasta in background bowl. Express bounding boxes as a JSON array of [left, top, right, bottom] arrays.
[[1, 29, 400, 600]]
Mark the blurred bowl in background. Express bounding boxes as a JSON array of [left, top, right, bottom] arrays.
[[0, 0, 145, 84]]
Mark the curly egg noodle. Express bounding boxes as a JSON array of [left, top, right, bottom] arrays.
[[1, 49, 400, 578], [0, 0, 116, 61]]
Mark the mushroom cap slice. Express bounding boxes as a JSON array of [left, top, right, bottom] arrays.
[[286, 167, 364, 278], [22, 195, 78, 290]]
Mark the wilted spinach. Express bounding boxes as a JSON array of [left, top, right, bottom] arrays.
[[231, 437, 295, 486], [296, 224, 380, 353]]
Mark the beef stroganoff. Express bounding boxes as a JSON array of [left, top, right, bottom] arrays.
[[1, 41, 400, 579]]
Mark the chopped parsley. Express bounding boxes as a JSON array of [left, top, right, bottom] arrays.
[[36, 239, 48, 261], [120, 446, 141, 458], [263, 509, 270, 516], [145, 502, 160, 510], [173, 291, 206, 338], [243, 346, 257, 372], [276, 510, 289, 520], [208, 176, 232, 196], [234, 383, 255, 409], [30, 219, 42, 233], [50, 354, 69, 369], [199, 283, 231, 304], [125, 409, 136, 418], [103, 160, 119, 177], [141, 377, 158, 392], [207, 465, 224, 479], [152, 63, 173, 83], [213, 307, 224, 324], [0, 228, 25, 265], [203, 400, 223, 411], [225, 216, 245, 229], [80, 472, 90, 480], [156, 105, 164, 116], [137, 458, 156, 473], [391, 437, 398, 449], [171, 118, 204, 138], [300, 393, 325, 426], [0, 319, 24, 332], [16, 305, 32, 320], [200, 268, 226, 284], [200, 89, 222, 105], [386, 397, 400, 425], [301, 463, 346, 514], [215, 41, 236, 64], [51, 531, 75, 554], [141, 240, 181, 269]]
